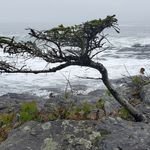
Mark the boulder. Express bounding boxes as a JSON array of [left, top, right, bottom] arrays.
[[0, 93, 44, 113], [140, 83, 150, 104], [1, 118, 150, 150]]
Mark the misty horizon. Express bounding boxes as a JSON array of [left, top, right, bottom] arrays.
[[0, 0, 150, 27]]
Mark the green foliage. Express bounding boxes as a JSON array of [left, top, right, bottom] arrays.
[[96, 99, 105, 110], [64, 102, 96, 120], [82, 102, 93, 115], [131, 76, 150, 88], [0, 113, 14, 143], [20, 112, 33, 122], [47, 114, 58, 121], [0, 113, 14, 126], [105, 90, 112, 97], [45, 15, 119, 49], [74, 105, 82, 113], [118, 108, 131, 120], [131, 76, 149, 98], [37, 112, 58, 122], [132, 76, 144, 86], [20, 101, 38, 122], [0, 127, 10, 143], [64, 92, 71, 99], [57, 106, 71, 119]]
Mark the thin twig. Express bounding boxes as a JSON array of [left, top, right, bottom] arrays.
[[124, 64, 133, 80], [61, 71, 74, 95]]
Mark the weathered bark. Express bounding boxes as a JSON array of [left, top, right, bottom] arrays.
[[89, 61, 146, 122]]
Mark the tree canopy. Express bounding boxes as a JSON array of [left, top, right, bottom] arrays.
[[0, 15, 119, 73]]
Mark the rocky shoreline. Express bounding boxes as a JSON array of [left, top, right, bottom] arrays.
[[1, 76, 150, 149]]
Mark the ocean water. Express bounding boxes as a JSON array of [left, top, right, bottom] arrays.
[[0, 24, 150, 97]]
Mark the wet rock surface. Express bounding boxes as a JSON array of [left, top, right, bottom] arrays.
[[0, 93, 46, 113], [0, 76, 145, 115], [140, 83, 150, 104]]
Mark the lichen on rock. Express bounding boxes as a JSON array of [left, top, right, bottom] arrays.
[[41, 138, 58, 150], [41, 122, 51, 130], [89, 131, 101, 141], [77, 138, 92, 149]]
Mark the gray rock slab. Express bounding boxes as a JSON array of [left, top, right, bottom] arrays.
[[140, 83, 150, 104], [1, 118, 150, 150]]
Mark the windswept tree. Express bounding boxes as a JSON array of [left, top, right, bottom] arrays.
[[0, 15, 146, 121]]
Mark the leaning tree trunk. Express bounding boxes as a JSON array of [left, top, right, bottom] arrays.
[[89, 61, 146, 122]]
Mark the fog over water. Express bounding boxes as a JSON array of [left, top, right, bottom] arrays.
[[0, 0, 150, 25], [0, 0, 150, 97]]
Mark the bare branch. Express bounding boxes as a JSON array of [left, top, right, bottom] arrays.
[[90, 47, 109, 59], [61, 72, 74, 95], [0, 61, 79, 74], [0, 61, 18, 73]]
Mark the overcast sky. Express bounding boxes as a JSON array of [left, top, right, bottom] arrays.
[[0, 0, 150, 26]]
